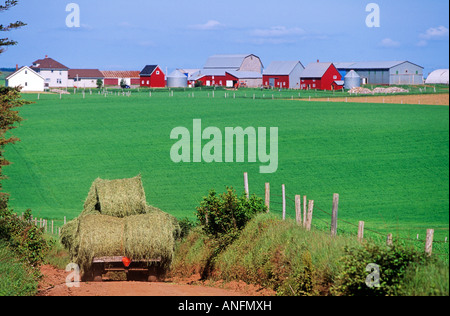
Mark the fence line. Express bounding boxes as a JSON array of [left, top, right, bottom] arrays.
[[242, 172, 448, 256]]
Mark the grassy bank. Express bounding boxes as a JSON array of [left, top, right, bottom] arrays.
[[171, 213, 449, 296], [0, 241, 38, 296]]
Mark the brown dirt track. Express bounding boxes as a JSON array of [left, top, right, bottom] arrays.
[[312, 93, 449, 106], [38, 265, 274, 296]]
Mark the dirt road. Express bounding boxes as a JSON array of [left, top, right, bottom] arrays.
[[38, 265, 273, 296]]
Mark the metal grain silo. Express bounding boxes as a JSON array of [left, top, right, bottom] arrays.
[[344, 70, 361, 89], [167, 70, 188, 88]]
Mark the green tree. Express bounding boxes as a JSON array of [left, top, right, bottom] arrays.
[[0, 1, 27, 54], [96, 79, 103, 89], [0, 0, 28, 203]]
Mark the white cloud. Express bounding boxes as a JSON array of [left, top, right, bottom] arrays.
[[379, 38, 401, 48], [420, 26, 449, 40], [251, 26, 306, 38], [189, 20, 223, 30]]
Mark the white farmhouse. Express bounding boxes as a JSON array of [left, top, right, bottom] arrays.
[[30, 56, 69, 88], [5, 66, 45, 92]]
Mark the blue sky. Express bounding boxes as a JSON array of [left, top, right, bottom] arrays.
[[1, 0, 449, 76]]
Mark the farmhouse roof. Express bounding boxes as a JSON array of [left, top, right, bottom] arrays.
[[6, 66, 44, 80], [301, 62, 334, 78], [334, 61, 424, 70], [31, 57, 69, 70], [140, 65, 160, 76], [101, 70, 140, 78], [263, 61, 304, 75], [69, 69, 104, 79]]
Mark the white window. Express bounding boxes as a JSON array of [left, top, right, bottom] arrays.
[[313, 84, 316, 88], [142, 80, 145, 84], [156, 70, 160, 75], [147, 80, 150, 85], [333, 75, 337, 79]]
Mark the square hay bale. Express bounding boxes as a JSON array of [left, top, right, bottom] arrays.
[[83, 175, 147, 218]]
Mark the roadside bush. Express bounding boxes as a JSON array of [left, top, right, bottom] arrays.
[[332, 243, 431, 296], [196, 187, 267, 239], [0, 206, 51, 272], [0, 241, 38, 296]]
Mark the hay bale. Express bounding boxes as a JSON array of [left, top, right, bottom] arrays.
[[124, 212, 180, 269], [60, 217, 80, 260], [63, 210, 180, 272], [83, 175, 147, 218], [75, 214, 125, 271]]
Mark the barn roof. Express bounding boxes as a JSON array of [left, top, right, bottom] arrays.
[[31, 57, 69, 70], [140, 65, 161, 76], [69, 69, 104, 79], [101, 70, 140, 78], [188, 69, 227, 81], [204, 54, 258, 69], [263, 61, 304, 75], [227, 70, 262, 79], [301, 62, 334, 78], [334, 61, 424, 70]]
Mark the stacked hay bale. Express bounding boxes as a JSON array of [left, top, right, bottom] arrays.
[[60, 175, 180, 273]]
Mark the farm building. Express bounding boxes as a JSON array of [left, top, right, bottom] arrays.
[[30, 56, 69, 88], [140, 65, 166, 88], [263, 61, 305, 89], [300, 62, 343, 91], [344, 70, 361, 90], [167, 70, 188, 88], [204, 54, 263, 73], [191, 54, 264, 88], [5, 66, 45, 92], [101, 71, 141, 87], [334, 61, 424, 85], [68, 69, 104, 88], [188, 69, 262, 88], [425, 69, 449, 85]]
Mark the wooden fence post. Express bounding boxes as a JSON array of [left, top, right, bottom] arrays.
[[265, 183, 270, 213], [358, 221, 365, 242], [331, 193, 339, 237], [303, 196, 307, 228], [387, 234, 393, 246], [282, 184, 286, 221], [306, 200, 314, 231], [243, 172, 249, 200], [425, 229, 434, 256], [295, 195, 301, 226]]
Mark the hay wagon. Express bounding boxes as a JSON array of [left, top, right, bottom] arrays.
[[60, 176, 181, 284], [84, 256, 165, 282]]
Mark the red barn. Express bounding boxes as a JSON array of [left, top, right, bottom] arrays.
[[140, 65, 166, 88], [263, 61, 305, 89], [300, 62, 342, 91]]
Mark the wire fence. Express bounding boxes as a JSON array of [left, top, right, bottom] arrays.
[[244, 172, 448, 258]]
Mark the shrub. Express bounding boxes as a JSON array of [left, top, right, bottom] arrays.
[[333, 243, 430, 296], [0, 206, 51, 271], [196, 187, 267, 239]]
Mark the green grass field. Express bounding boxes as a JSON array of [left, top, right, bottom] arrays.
[[2, 88, 449, 250]]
